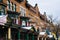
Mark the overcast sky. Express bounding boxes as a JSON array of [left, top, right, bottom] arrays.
[[27, 0, 60, 21]]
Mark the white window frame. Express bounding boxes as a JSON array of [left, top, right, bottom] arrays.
[[13, 4, 16, 11], [22, 21, 26, 26], [20, 6, 26, 16], [7, 1, 13, 11], [10, 2, 12, 11], [7, 1, 10, 10]]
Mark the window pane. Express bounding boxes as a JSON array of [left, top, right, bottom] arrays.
[[22, 21, 26, 27], [16, 19, 18, 24], [7, 0, 10, 10], [15, 4, 16, 11], [10, 2, 12, 11], [0, 6, 5, 15], [12, 3, 13, 10], [1, 9, 4, 15], [20, 7, 25, 16], [2, 6, 5, 15], [13, 4, 16, 11], [0, 0, 2, 2], [0, 10, 1, 15]]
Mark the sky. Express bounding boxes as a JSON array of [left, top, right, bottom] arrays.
[[27, 0, 60, 21]]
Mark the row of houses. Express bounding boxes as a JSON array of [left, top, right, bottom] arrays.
[[0, 0, 56, 40]]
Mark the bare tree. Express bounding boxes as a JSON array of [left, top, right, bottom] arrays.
[[48, 14, 58, 23], [48, 15, 59, 40]]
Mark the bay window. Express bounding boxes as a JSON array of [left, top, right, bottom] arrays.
[[8, 14, 18, 24], [7, 0, 16, 11]]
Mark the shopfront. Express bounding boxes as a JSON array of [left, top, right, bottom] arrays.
[[0, 25, 8, 40]]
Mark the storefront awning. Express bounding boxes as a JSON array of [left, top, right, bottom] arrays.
[[48, 35, 53, 38], [0, 15, 7, 25], [21, 27, 32, 30], [39, 32, 46, 35]]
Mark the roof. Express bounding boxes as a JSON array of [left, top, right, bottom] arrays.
[[26, 1, 36, 10], [40, 14, 46, 20], [26, 1, 37, 14]]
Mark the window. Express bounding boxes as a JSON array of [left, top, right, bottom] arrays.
[[12, 19, 18, 24], [22, 21, 26, 27], [13, 4, 16, 11], [20, 7, 26, 16], [7, 0, 10, 10], [16, 19, 18, 24], [0, 0, 2, 2], [0, 6, 5, 15], [10, 2, 12, 11], [8, 13, 18, 24], [27, 22, 30, 26], [7, 0, 16, 11]]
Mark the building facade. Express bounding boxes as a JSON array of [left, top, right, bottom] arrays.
[[0, 0, 41, 40], [0, 0, 53, 40]]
